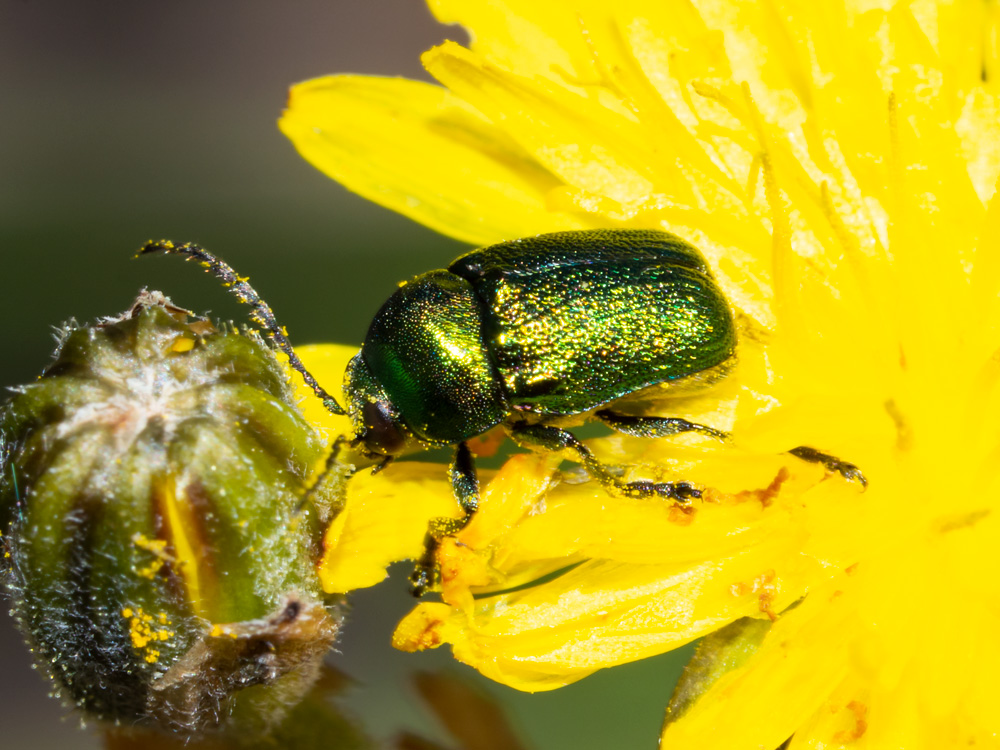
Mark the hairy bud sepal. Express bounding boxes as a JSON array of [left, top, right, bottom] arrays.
[[0, 292, 340, 734]]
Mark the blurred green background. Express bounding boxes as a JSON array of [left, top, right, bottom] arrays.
[[0, 2, 690, 748]]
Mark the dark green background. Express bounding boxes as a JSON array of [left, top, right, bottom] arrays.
[[0, 2, 689, 748]]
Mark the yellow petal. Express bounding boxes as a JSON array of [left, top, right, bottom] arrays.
[[394, 602, 463, 652], [423, 41, 664, 209], [406, 556, 778, 692], [318, 462, 461, 593], [428, 0, 727, 90], [661, 577, 856, 749], [290, 343, 355, 438], [280, 75, 588, 246], [402, 485, 833, 692], [429, 0, 588, 80], [441, 452, 560, 608], [497, 456, 861, 571], [784, 674, 871, 748]]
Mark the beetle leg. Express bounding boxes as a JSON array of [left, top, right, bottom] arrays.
[[508, 423, 701, 503], [599, 412, 868, 488], [788, 446, 868, 488], [369, 455, 395, 475], [595, 410, 728, 441], [448, 441, 481, 519], [410, 535, 441, 597], [410, 442, 480, 596]]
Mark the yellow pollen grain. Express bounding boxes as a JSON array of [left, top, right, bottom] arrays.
[[135, 560, 164, 579], [131, 533, 174, 580], [209, 623, 239, 639], [171, 336, 195, 353], [122, 606, 175, 663]]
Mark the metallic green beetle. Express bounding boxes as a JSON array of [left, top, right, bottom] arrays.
[[142, 229, 864, 593], [346, 229, 734, 455]]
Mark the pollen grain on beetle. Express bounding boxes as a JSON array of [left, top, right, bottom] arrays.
[[280, 1, 1000, 747]]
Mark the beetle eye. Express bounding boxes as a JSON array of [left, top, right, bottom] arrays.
[[361, 399, 408, 456]]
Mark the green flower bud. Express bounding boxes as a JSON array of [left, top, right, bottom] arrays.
[[0, 291, 341, 734]]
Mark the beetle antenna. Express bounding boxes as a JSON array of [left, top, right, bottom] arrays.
[[137, 240, 347, 416]]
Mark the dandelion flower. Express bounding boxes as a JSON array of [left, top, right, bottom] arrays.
[[281, 1, 1000, 746]]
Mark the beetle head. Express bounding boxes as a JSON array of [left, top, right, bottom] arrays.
[[344, 353, 420, 459]]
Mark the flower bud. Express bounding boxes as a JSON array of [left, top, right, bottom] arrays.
[[663, 616, 772, 726], [0, 291, 341, 733]]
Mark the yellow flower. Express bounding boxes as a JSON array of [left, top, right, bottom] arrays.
[[282, 1, 1000, 746]]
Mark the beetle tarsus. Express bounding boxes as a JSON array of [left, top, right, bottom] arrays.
[[508, 422, 703, 504], [369, 454, 394, 476], [788, 445, 868, 488], [410, 534, 441, 596], [619, 479, 701, 503]]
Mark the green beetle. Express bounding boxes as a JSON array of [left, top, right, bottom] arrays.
[[142, 230, 864, 593]]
